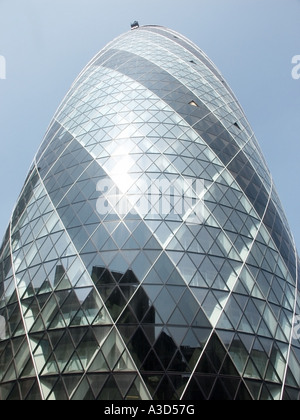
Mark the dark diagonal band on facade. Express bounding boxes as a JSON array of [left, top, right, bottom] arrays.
[[99, 49, 296, 279]]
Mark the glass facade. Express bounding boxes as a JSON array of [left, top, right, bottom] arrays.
[[0, 25, 299, 400]]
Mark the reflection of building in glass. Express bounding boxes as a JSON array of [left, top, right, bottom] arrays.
[[0, 25, 300, 400]]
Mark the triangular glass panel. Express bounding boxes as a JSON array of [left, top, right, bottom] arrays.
[[114, 350, 136, 372], [192, 329, 211, 350], [154, 287, 176, 323], [53, 331, 76, 372], [202, 291, 222, 326], [131, 252, 152, 281], [143, 235, 162, 251], [166, 269, 185, 286], [111, 223, 131, 248], [122, 250, 141, 265], [80, 288, 103, 324], [168, 350, 190, 373], [244, 358, 261, 380], [187, 238, 205, 254], [177, 254, 196, 283], [154, 375, 178, 400], [117, 305, 139, 325], [92, 268, 114, 286], [123, 236, 140, 250], [96, 285, 115, 303], [182, 376, 207, 400], [128, 288, 152, 321], [119, 269, 139, 285], [101, 237, 118, 251], [166, 285, 185, 303], [204, 333, 229, 374], [38, 279, 53, 295], [154, 223, 174, 247], [181, 329, 203, 370], [167, 236, 185, 251], [126, 377, 149, 400], [227, 335, 249, 376], [25, 381, 43, 400], [109, 253, 128, 276], [92, 326, 112, 347], [48, 310, 66, 329], [238, 313, 255, 334], [117, 325, 138, 346], [152, 253, 175, 283], [105, 286, 127, 321], [114, 373, 136, 398], [40, 377, 59, 400], [168, 308, 189, 326], [64, 351, 84, 373], [87, 373, 109, 399], [154, 329, 177, 369], [210, 377, 236, 400], [195, 352, 217, 375], [71, 376, 95, 400], [131, 222, 153, 248], [166, 250, 184, 267], [244, 379, 262, 400], [167, 326, 189, 347], [177, 289, 199, 325], [76, 330, 99, 369], [102, 329, 124, 370], [99, 251, 117, 266], [140, 374, 163, 398], [192, 308, 211, 329], [19, 378, 38, 401], [74, 272, 93, 288], [127, 327, 151, 369], [252, 345, 269, 379], [54, 273, 72, 292]]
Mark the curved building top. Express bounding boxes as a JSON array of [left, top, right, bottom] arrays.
[[46, 23, 297, 280]]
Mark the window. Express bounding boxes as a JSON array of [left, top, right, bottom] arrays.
[[189, 100, 199, 107]]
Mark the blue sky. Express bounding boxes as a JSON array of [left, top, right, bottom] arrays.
[[0, 0, 299, 250]]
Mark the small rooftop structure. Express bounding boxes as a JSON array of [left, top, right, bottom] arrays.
[[131, 21, 139, 30]]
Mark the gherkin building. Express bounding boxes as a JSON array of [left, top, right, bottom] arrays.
[[0, 25, 299, 401]]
